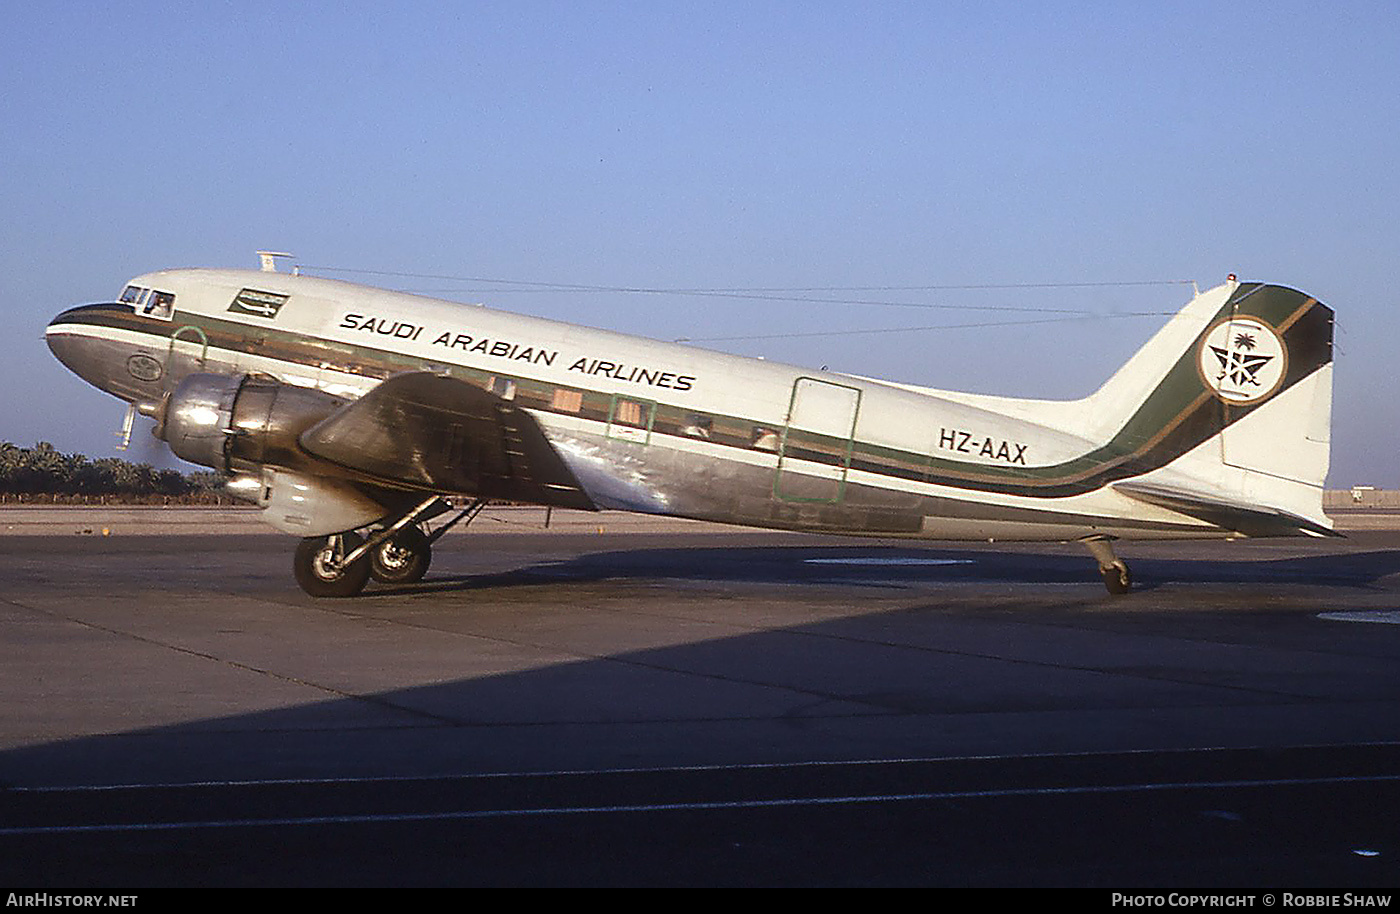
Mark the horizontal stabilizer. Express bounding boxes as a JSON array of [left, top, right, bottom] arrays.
[[1113, 481, 1340, 539], [300, 371, 595, 509]]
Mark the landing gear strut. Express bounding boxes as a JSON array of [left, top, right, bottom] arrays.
[[1081, 535, 1132, 595]]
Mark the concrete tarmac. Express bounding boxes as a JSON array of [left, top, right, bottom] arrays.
[[2, 509, 1399, 886]]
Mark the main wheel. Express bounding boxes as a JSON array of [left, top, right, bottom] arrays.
[[294, 532, 372, 598], [370, 525, 432, 584]]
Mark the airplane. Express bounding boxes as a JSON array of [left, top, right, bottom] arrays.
[[45, 257, 1336, 597]]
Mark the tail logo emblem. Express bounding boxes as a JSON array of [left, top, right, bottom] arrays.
[[1198, 317, 1287, 405]]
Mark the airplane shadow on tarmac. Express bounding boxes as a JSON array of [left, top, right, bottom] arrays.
[[373, 542, 1400, 597]]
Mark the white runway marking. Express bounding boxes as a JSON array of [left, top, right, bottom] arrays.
[[5, 773, 1400, 836], [803, 557, 975, 566], [1317, 610, 1400, 624], [16, 743, 1400, 793]]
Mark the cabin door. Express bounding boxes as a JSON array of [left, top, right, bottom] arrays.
[[774, 377, 861, 503]]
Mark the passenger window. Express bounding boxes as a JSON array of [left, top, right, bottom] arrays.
[[682, 415, 713, 439], [752, 427, 780, 452], [489, 377, 517, 401], [551, 388, 583, 413], [608, 397, 653, 443], [614, 400, 644, 427]]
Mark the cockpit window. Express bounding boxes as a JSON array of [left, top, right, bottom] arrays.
[[144, 291, 175, 320], [119, 285, 175, 319]]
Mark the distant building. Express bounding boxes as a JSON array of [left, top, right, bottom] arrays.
[[1324, 487, 1399, 509]]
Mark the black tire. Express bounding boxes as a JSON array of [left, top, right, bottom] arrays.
[[294, 532, 372, 598], [1101, 564, 1133, 595], [370, 525, 432, 584]]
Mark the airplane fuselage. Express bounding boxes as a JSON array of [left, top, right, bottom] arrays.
[[46, 267, 1334, 548]]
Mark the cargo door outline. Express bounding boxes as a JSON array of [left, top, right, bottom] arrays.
[[774, 377, 861, 503], [164, 325, 209, 388]]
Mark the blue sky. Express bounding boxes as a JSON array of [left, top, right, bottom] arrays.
[[3, 2, 1397, 484]]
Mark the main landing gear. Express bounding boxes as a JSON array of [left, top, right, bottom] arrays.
[[292, 497, 487, 598], [369, 525, 432, 585], [1080, 534, 1132, 595], [293, 531, 372, 599]]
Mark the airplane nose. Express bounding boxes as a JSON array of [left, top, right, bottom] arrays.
[[46, 306, 98, 373], [46, 304, 122, 391], [46, 307, 81, 367]]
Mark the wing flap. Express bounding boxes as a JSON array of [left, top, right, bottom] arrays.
[[299, 372, 594, 509]]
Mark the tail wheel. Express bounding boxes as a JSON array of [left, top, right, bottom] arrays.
[[370, 525, 432, 584], [1101, 563, 1133, 595], [294, 532, 372, 598], [1082, 536, 1133, 596]]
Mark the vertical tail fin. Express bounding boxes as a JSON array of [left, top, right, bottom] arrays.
[[1095, 279, 1334, 534]]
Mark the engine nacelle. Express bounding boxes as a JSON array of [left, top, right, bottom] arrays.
[[158, 373, 390, 536], [229, 468, 390, 536], [157, 373, 348, 475]]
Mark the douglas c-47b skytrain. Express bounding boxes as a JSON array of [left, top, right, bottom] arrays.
[[46, 257, 1336, 597]]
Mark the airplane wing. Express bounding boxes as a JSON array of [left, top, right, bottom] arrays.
[[1112, 481, 1340, 539], [299, 371, 595, 509]]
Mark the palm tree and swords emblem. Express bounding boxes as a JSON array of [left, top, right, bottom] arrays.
[[1197, 317, 1287, 404]]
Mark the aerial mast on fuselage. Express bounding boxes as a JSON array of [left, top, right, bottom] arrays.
[[256, 250, 295, 274]]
